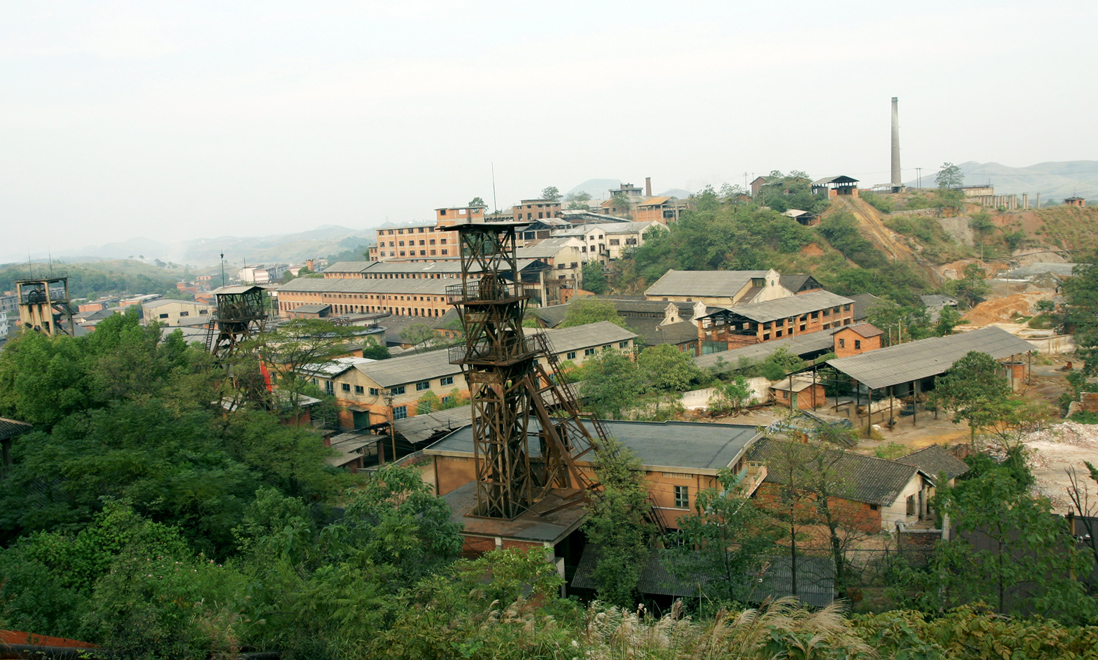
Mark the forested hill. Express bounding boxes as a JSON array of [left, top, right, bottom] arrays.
[[0, 260, 192, 301], [608, 181, 1098, 304]]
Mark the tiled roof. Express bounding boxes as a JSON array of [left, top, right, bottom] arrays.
[[428, 420, 761, 474], [0, 417, 33, 440], [826, 326, 1035, 390], [848, 293, 881, 321], [747, 437, 920, 507], [645, 270, 769, 298], [838, 323, 884, 339], [695, 329, 836, 372], [896, 444, 969, 482], [720, 290, 854, 324]]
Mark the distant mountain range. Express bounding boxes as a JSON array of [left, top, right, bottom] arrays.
[[904, 160, 1098, 202], [51, 225, 375, 268]]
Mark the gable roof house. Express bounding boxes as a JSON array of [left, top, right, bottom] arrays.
[[747, 437, 939, 532], [697, 290, 855, 351], [644, 269, 790, 306]]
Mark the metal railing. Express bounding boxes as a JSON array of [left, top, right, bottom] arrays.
[[448, 336, 534, 365], [445, 281, 525, 304]]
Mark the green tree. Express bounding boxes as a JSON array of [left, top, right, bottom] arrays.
[[565, 190, 591, 210], [401, 323, 437, 351], [250, 318, 359, 417], [891, 469, 1096, 622], [468, 196, 486, 208], [946, 263, 990, 307], [582, 438, 655, 607], [935, 162, 964, 189], [581, 260, 607, 294], [559, 297, 629, 329], [667, 468, 780, 605], [1061, 256, 1098, 375], [759, 347, 805, 381], [709, 375, 757, 414], [541, 186, 561, 202], [580, 350, 645, 419], [362, 338, 392, 360], [935, 305, 962, 336], [638, 343, 701, 393], [929, 351, 1012, 445]]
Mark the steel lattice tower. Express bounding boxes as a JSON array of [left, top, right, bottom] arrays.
[[205, 285, 268, 359]]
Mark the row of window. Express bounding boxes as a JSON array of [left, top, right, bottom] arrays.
[[385, 249, 449, 257], [158, 309, 209, 319], [381, 226, 434, 235], [387, 238, 448, 247], [334, 376, 456, 398]]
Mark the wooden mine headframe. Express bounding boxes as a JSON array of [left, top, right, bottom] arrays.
[[445, 220, 606, 520], [205, 285, 268, 359], [15, 277, 75, 337]]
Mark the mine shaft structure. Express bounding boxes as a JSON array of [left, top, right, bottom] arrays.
[[446, 221, 607, 520], [205, 285, 268, 359], [16, 277, 76, 337]]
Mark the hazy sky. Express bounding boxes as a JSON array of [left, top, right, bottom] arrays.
[[3, 0, 1096, 263]]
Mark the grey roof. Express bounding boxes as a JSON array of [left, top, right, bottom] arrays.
[[628, 318, 698, 346], [553, 221, 654, 237], [826, 325, 1035, 390], [811, 175, 859, 186], [392, 405, 472, 445], [289, 303, 331, 314], [838, 323, 884, 339], [517, 237, 581, 259], [358, 321, 635, 387], [847, 293, 881, 321], [429, 307, 461, 330], [354, 349, 462, 388], [428, 420, 761, 474], [896, 444, 969, 482], [324, 261, 374, 274], [142, 298, 211, 309], [530, 304, 570, 328], [212, 285, 262, 295], [572, 546, 834, 607], [529, 321, 637, 354], [594, 297, 697, 317], [645, 270, 769, 298], [0, 417, 32, 440], [695, 330, 836, 372], [920, 294, 959, 308], [748, 438, 920, 507], [779, 274, 821, 293], [718, 290, 854, 324], [279, 277, 454, 295]]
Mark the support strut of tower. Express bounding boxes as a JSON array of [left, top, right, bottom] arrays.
[[445, 220, 605, 520]]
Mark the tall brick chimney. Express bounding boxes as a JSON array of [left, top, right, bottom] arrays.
[[645, 177, 652, 197], [891, 97, 901, 192]]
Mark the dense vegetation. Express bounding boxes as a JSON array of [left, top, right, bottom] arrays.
[[611, 186, 936, 304]]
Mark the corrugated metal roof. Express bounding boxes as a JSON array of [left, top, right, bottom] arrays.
[[356, 321, 636, 388], [748, 437, 919, 507], [427, 419, 761, 473], [392, 405, 472, 445], [896, 444, 969, 483], [826, 326, 1035, 390], [848, 293, 881, 321], [324, 262, 375, 274], [279, 277, 454, 295], [695, 330, 836, 371], [645, 270, 769, 298], [720, 290, 854, 324], [212, 285, 263, 295], [290, 303, 331, 314], [637, 196, 672, 206]]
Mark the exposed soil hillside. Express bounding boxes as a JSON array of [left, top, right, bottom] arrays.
[[821, 197, 942, 282]]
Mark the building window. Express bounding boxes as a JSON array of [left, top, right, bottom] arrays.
[[325, 381, 334, 395], [391, 385, 406, 395], [355, 385, 364, 394], [416, 381, 431, 391], [906, 495, 916, 516], [159, 313, 169, 319], [179, 311, 190, 317], [839, 338, 846, 348], [440, 376, 454, 386], [393, 405, 408, 420], [854, 339, 862, 350], [341, 383, 351, 392], [369, 387, 380, 396], [674, 485, 689, 509], [619, 341, 629, 348], [566, 351, 576, 360], [584, 348, 596, 356]]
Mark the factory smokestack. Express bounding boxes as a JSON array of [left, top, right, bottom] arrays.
[[891, 97, 901, 192], [645, 177, 652, 197]]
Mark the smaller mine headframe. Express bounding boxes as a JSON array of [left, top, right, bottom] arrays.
[[15, 277, 76, 337], [206, 285, 268, 359], [445, 219, 608, 521]]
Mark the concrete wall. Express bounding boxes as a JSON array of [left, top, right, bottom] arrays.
[[1026, 334, 1075, 354], [679, 377, 771, 410], [880, 476, 924, 530]]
